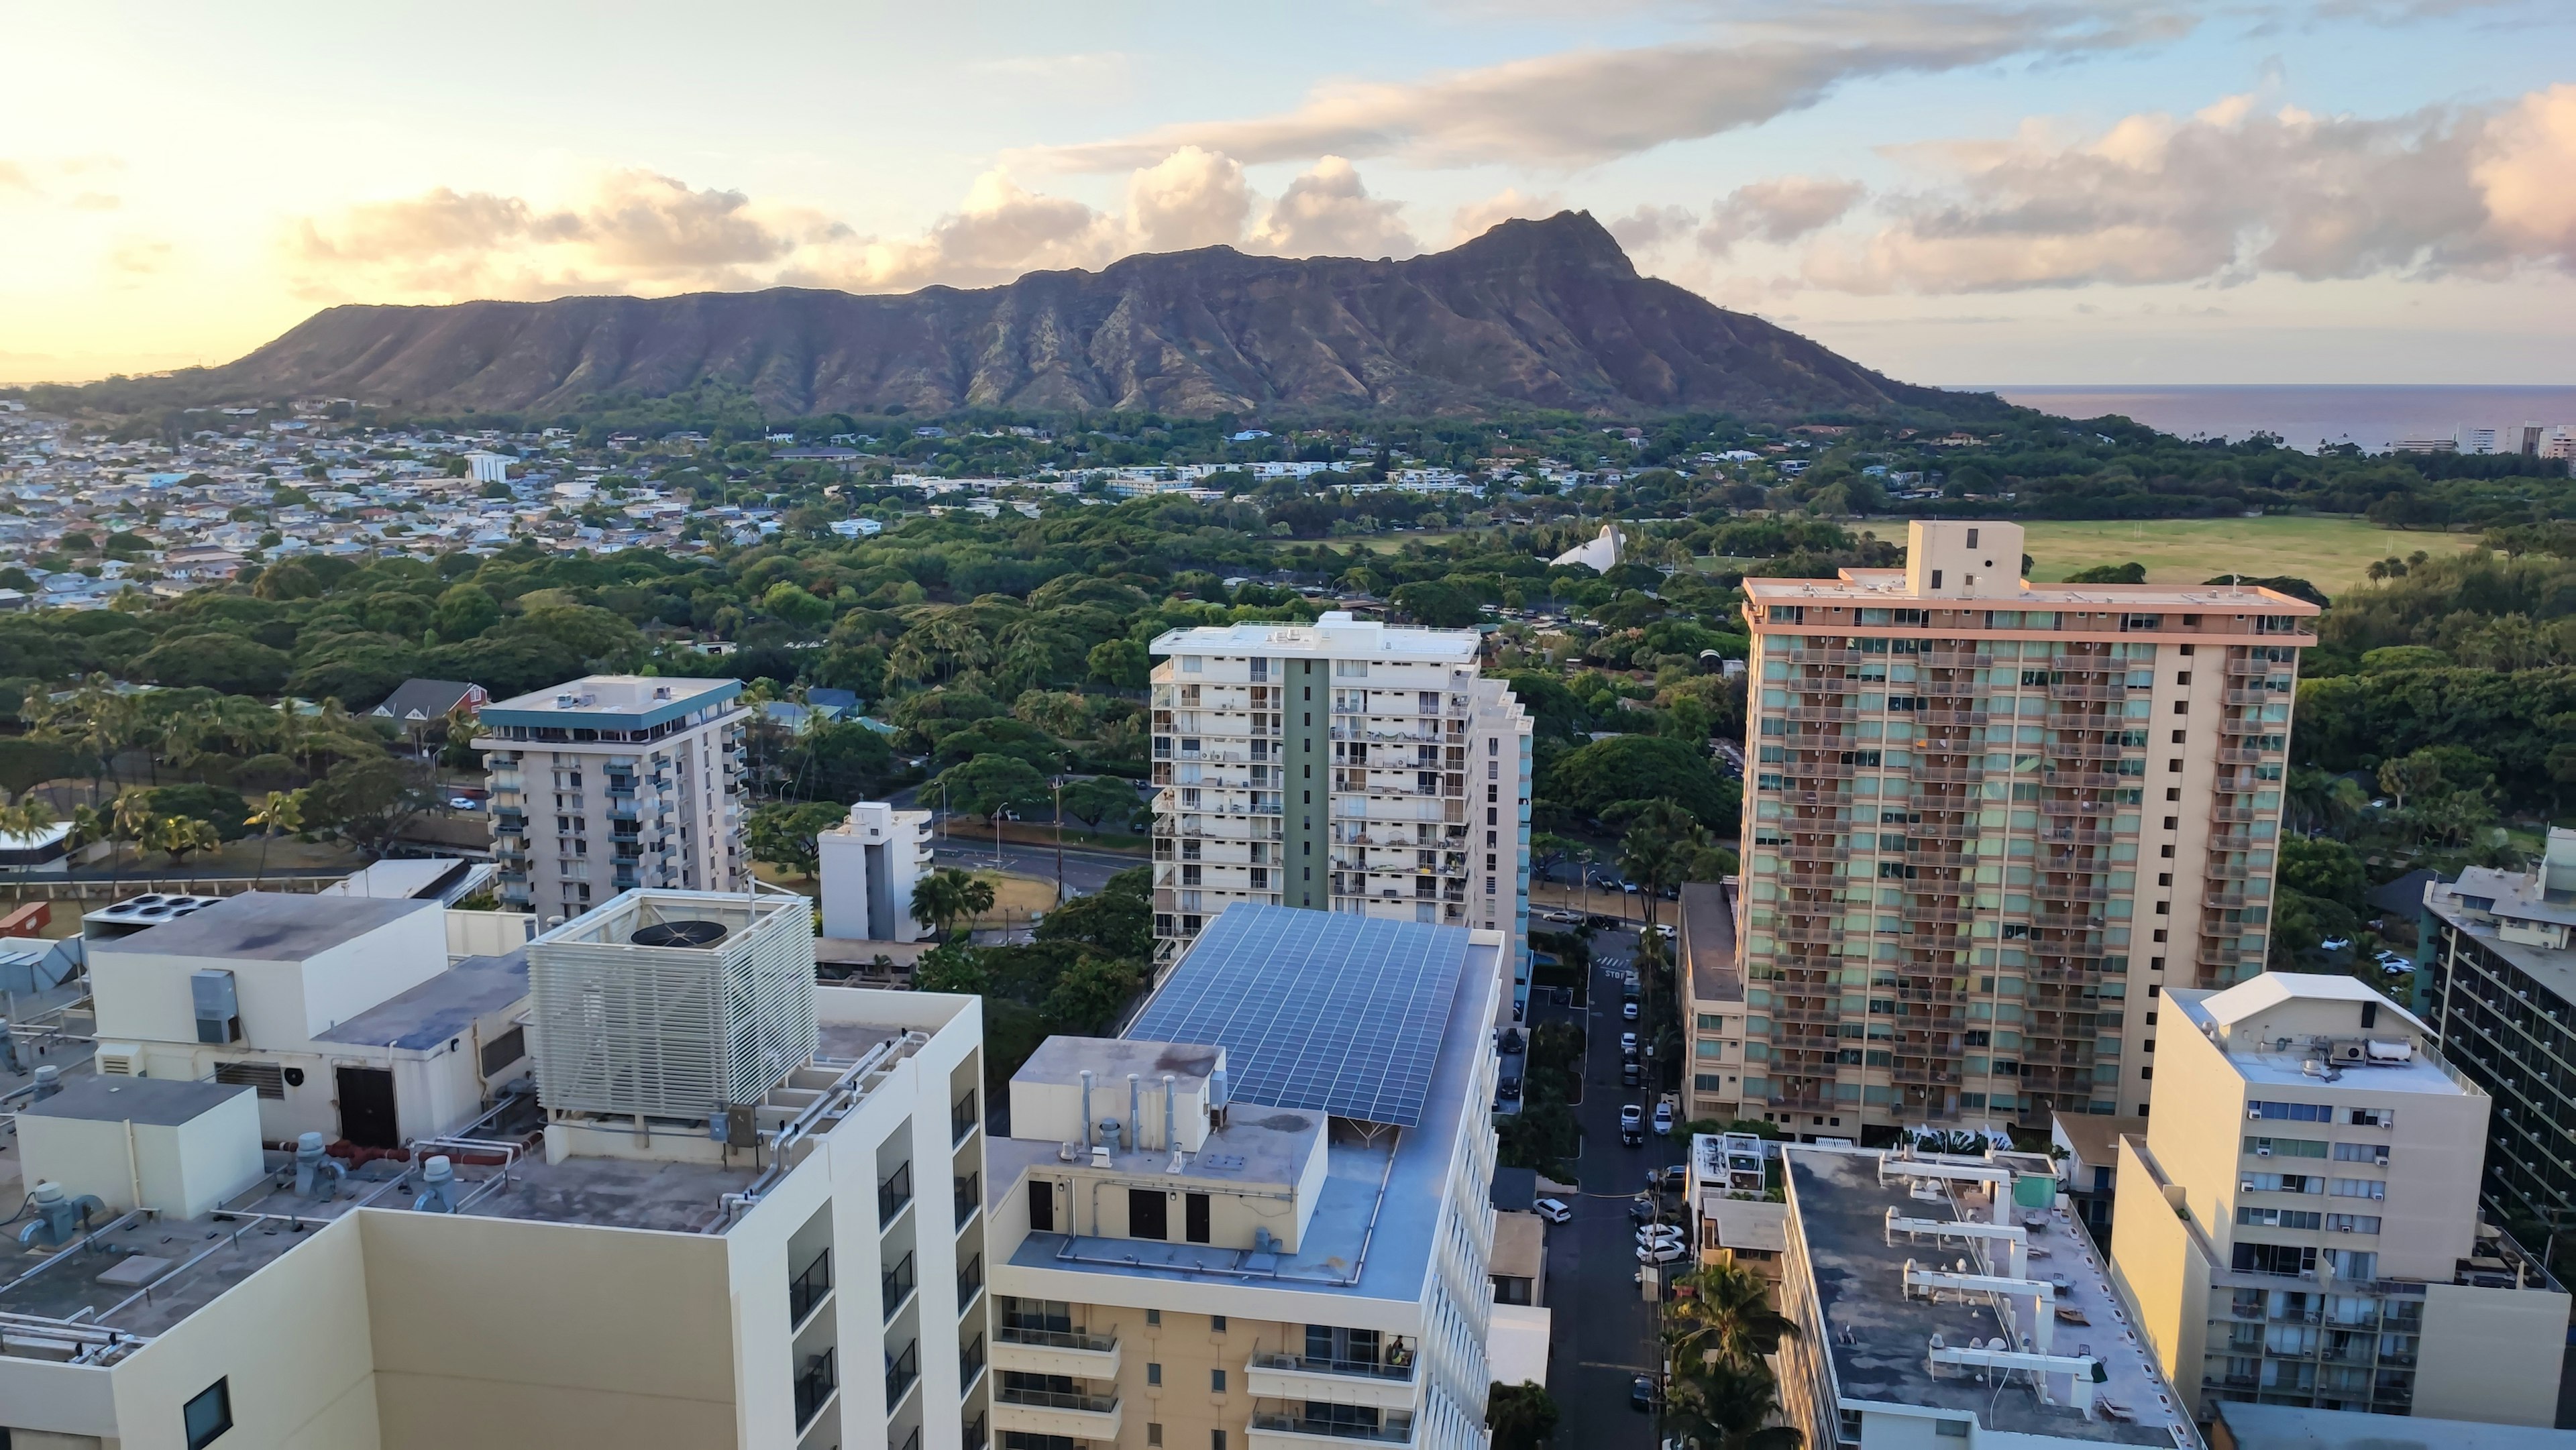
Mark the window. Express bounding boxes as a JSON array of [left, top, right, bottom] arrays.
[[1210, 1315, 1228, 1332], [184, 1378, 233, 1449], [1212, 1369, 1228, 1393], [1130, 1188, 1169, 1240], [1214, 1433, 1229, 1450], [1148, 1362, 1163, 1386], [1150, 1427, 1165, 1447], [1930, 569, 1943, 589], [2249, 1100, 2333, 1123]]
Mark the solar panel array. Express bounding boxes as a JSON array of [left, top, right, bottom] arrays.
[[1127, 905, 1473, 1128]]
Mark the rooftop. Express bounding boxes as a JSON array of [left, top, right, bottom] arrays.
[[1742, 571, 2322, 616], [2210, 1400, 2573, 1450], [1000, 911, 1502, 1304], [313, 949, 528, 1052], [20, 1073, 250, 1127], [478, 673, 742, 731], [1680, 879, 1743, 1005], [2169, 978, 2471, 1097], [87, 891, 433, 962], [1151, 610, 1479, 663], [1785, 1146, 2193, 1447]]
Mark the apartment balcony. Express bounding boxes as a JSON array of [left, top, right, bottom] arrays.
[[2206, 891, 2251, 910], [1920, 651, 1993, 669], [2208, 833, 2257, 852], [1903, 848, 1976, 869], [1248, 1409, 1417, 1448], [2224, 658, 2273, 675], [2047, 683, 2127, 702], [2036, 884, 2111, 903], [991, 1325, 1121, 1380], [2226, 689, 2289, 706], [2031, 912, 2106, 932], [2042, 770, 2125, 790], [1909, 765, 1985, 785], [1917, 710, 1988, 726], [1774, 924, 1848, 945], [1247, 1351, 1421, 1410], [1788, 761, 1861, 781], [992, 1387, 1121, 1443], [1904, 904, 1977, 924], [2217, 748, 2272, 765], [1783, 706, 1856, 723], [2212, 804, 2262, 824]]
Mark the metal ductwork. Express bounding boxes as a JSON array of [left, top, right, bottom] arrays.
[[17, 1180, 104, 1248], [1079, 1070, 1094, 1148], [413, 1156, 459, 1213], [1127, 1074, 1141, 1155], [1163, 1074, 1177, 1153], [292, 1132, 345, 1201]]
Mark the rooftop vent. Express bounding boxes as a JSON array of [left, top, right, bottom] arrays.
[[631, 919, 727, 948]]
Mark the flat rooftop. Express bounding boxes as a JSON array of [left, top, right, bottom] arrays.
[[479, 673, 741, 731], [2212, 1400, 2573, 1450], [2426, 878, 2576, 1007], [997, 914, 1499, 1304], [1742, 570, 2322, 615], [1151, 611, 1477, 663], [1680, 879, 1742, 1005], [1785, 1147, 2193, 1447], [314, 949, 528, 1051], [87, 891, 433, 961], [21, 1073, 250, 1126]]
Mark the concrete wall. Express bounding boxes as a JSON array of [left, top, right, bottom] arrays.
[[2108, 1136, 2212, 1416], [445, 908, 536, 958], [109, 1214, 381, 1450], [2139, 1014, 2247, 1256], [2413, 1280, 2571, 1427], [91, 905, 446, 1051], [16, 1086, 264, 1219], [359, 1211, 739, 1450]]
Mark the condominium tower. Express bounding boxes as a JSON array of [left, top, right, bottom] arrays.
[[477, 674, 749, 920], [983, 904, 1507, 1450], [1148, 612, 1532, 1001], [2110, 972, 2567, 1425], [1733, 520, 2318, 1133]]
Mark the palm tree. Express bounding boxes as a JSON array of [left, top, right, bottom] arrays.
[[910, 867, 997, 941], [109, 788, 158, 887], [148, 816, 221, 869], [1663, 1357, 1801, 1450], [0, 796, 56, 847], [247, 790, 302, 884], [1666, 1262, 1798, 1372]]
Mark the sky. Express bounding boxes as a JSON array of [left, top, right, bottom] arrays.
[[2, 0, 2573, 389]]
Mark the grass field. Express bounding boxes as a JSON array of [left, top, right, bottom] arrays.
[[2010, 516, 2479, 593]]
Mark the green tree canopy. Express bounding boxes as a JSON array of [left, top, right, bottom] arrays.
[[1541, 734, 1737, 832], [932, 752, 1051, 820]]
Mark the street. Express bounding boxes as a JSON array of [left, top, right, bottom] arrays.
[[1535, 925, 1664, 1447], [924, 834, 1139, 897]]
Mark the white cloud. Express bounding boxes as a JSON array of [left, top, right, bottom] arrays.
[[1697, 176, 1865, 257], [1029, 2, 2196, 170], [1450, 187, 1564, 245], [1124, 146, 1252, 253], [1798, 84, 2576, 294], [1248, 157, 1418, 259], [1607, 203, 1699, 255]]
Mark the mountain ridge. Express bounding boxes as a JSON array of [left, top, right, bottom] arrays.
[[72, 213, 1997, 420]]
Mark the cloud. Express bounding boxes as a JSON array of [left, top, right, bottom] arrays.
[[1798, 84, 2576, 293], [1607, 203, 1700, 254], [1450, 187, 1564, 245], [0, 162, 33, 197], [1248, 157, 1417, 258], [68, 192, 121, 212], [1124, 146, 1252, 252], [108, 239, 171, 277], [1698, 176, 1866, 256], [1029, 1, 2196, 170]]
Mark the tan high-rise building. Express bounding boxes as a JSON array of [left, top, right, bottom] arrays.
[[477, 675, 748, 921], [1733, 520, 2318, 1134], [1147, 613, 1532, 1004]]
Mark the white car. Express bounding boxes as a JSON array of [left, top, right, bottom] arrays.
[[1652, 1103, 1675, 1136], [1619, 1104, 1644, 1131], [1637, 1225, 1684, 1245], [447, 795, 480, 810], [1636, 1241, 1686, 1265], [1534, 1198, 1572, 1225], [1540, 909, 1582, 925], [1619, 1032, 1639, 1057], [1621, 1000, 1640, 1021]]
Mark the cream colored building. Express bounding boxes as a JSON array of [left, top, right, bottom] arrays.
[[981, 903, 1507, 1450], [1736, 519, 2318, 1134], [1678, 880, 1750, 1122], [1147, 613, 1533, 1007], [477, 674, 749, 921], [2108, 972, 2567, 1427], [0, 887, 991, 1450], [820, 800, 936, 943]]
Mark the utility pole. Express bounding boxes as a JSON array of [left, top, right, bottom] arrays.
[[1053, 775, 1065, 907]]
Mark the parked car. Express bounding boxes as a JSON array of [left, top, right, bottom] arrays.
[[1627, 1195, 1658, 1223], [1540, 908, 1582, 925], [1497, 1028, 1525, 1055], [1637, 1225, 1684, 1245], [1619, 1031, 1638, 1057], [1534, 1198, 1572, 1225], [1497, 1076, 1522, 1101], [1631, 1374, 1657, 1411], [1635, 1241, 1686, 1265], [1621, 1061, 1640, 1088], [447, 795, 480, 810], [1620, 1103, 1644, 1145], [1620, 999, 1640, 1021], [1585, 913, 1621, 930], [1652, 1103, 1675, 1136]]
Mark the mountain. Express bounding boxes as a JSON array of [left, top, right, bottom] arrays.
[[93, 213, 1991, 420]]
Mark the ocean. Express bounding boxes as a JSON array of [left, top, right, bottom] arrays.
[[1969, 384, 2576, 455]]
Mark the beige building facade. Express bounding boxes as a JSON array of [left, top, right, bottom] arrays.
[[1147, 613, 1533, 1005], [477, 674, 748, 921], [0, 890, 991, 1450], [1735, 519, 2318, 1134], [2107, 972, 2567, 1427]]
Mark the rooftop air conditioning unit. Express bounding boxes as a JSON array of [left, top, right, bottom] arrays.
[[2248, 1107, 2264, 1119], [94, 1043, 141, 1076], [2255, 1146, 2273, 1157], [2337, 1044, 2366, 1062], [2242, 1180, 2259, 1192]]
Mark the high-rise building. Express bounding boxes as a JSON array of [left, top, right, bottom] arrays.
[[982, 904, 1507, 1450], [476, 675, 748, 920], [0, 886, 992, 1450], [2108, 972, 2568, 1426], [1735, 520, 2318, 1133], [819, 799, 936, 943], [2417, 828, 2576, 1264], [1147, 612, 1532, 999]]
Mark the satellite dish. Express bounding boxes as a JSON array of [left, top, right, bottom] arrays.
[[631, 919, 728, 948]]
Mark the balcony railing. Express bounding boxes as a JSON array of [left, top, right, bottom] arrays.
[[952, 1090, 978, 1145], [999, 1386, 1119, 1414], [879, 1162, 913, 1221], [1250, 1410, 1416, 1443], [957, 1252, 983, 1308], [997, 1325, 1118, 1353], [882, 1251, 916, 1319], [955, 1172, 980, 1226], [789, 1246, 831, 1326], [1248, 1351, 1418, 1382], [796, 1348, 837, 1430], [885, 1339, 919, 1404], [960, 1331, 986, 1387]]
